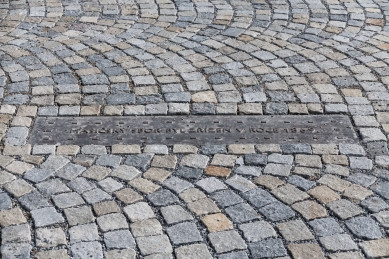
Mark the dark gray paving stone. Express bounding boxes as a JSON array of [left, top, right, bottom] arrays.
[[242, 188, 277, 208], [200, 145, 227, 155], [366, 141, 389, 156], [106, 94, 135, 105], [259, 201, 295, 222], [265, 103, 288, 114], [175, 166, 203, 180], [192, 103, 215, 114], [249, 238, 287, 258], [288, 175, 316, 191], [147, 189, 180, 206], [125, 154, 154, 171], [225, 203, 259, 223], [211, 190, 244, 208], [67, 177, 96, 194], [244, 154, 267, 166]]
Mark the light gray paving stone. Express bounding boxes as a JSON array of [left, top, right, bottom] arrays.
[[175, 244, 212, 259], [239, 221, 277, 242], [208, 230, 247, 253], [137, 235, 173, 256], [160, 205, 194, 224], [2, 223, 31, 244], [319, 234, 358, 252], [69, 223, 99, 244], [31, 207, 65, 227], [104, 230, 136, 249], [71, 241, 103, 259]]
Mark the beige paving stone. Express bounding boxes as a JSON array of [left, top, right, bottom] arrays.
[[3, 145, 31, 156], [292, 200, 328, 220], [143, 168, 172, 183], [187, 198, 220, 216], [173, 144, 198, 154], [308, 185, 341, 204], [238, 103, 263, 114], [0, 155, 14, 167], [254, 175, 285, 190], [20, 155, 44, 166], [328, 252, 364, 259], [35, 250, 69, 259], [80, 106, 101, 116], [5, 161, 34, 175], [228, 144, 255, 154], [191, 91, 217, 102], [56, 145, 80, 156], [201, 213, 233, 232], [151, 155, 177, 169], [205, 166, 231, 178], [129, 178, 160, 194], [343, 184, 373, 203], [112, 144, 141, 154], [179, 188, 207, 203], [93, 201, 121, 216], [104, 105, 123, 115], [0, 171, 16, 184], [0, 208, 27, 227], [271, 184, 310, 204], [288, 103, 308, 114], [322, 155, 348, 165], [36, 228, 67, 248], [16, 106, 37, 117], [4, 179, 34, 197], [295, 154, 322, 168], [288, 244, 326, 259], [115, 188, 143, 204], [293, 167, 321, 180], [256, 144, 282, 153], [359, 239, 389, 258], [277, 220, 314, 241], [82, 165, 111, 181], [317, 174, 351, 192], [210, 154, 237, 167]]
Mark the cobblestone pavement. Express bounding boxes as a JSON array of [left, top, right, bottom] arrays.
[[2, 0, 389, 258]]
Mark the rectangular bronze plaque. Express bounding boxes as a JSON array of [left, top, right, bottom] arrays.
[[29, 115, 358, 145]]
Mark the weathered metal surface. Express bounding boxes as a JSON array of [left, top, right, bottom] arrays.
[[29, 115, 359, 145]]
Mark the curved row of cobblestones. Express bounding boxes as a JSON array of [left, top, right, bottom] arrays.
[[2, 143, 389, 259], [0, 0, 389, 117]]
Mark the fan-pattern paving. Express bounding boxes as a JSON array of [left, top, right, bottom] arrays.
[[1, 0, 389, 258]]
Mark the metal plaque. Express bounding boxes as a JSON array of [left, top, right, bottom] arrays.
[[29, 115, 359, 145]]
